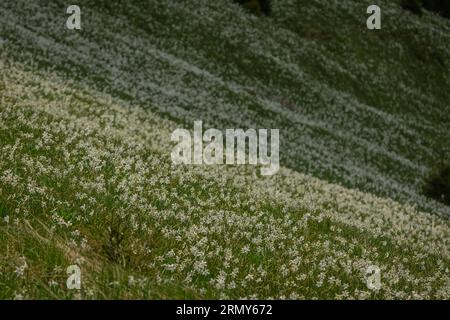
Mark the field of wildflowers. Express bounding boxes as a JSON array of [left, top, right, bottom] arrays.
[[0, 0, 449, 299]]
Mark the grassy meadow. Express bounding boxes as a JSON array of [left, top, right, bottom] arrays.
[[0, 0, 449, 299]]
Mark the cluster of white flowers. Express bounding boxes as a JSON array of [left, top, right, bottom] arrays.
[[0, 0, 448, 299], [0, 57, 448, 299], [0, 0, 448, 215], [14, 257, 28, 278]]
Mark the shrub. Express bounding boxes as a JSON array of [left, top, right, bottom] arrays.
[[423, 163, 450, 206], [401, 0, 423, 16], [259, 0, 271, 16], [233, 0, 271, 16], [401, 0, 450, 18], [423, 0, 450, 18]]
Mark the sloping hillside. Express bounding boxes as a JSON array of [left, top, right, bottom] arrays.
[[0, 0, 449, 299]]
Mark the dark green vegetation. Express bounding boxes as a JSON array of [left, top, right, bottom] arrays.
[[402, 0, 450, 18], [233, 0, 271, 16], [423, 163, 450, 206]]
